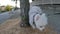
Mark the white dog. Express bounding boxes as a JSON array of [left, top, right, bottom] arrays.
[[29, 6, 48, 31], [34, 13, 48, 31]]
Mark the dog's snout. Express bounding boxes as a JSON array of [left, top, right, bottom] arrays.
[[40, 26, 43, 28], [39, 26, 45, 31]]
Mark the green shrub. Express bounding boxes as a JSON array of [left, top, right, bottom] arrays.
[[5, 5, 12, 11]]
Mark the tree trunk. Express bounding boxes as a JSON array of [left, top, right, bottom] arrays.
[[20, 0, 30, 27]]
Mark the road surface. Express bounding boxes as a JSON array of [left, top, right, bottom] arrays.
[[0, 9, 20, 24]]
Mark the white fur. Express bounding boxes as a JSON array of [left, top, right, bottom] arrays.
[[29, 6, 48, 31], [34, 13, 48, 31]]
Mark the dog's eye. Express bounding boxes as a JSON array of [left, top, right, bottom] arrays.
[[40, 26, 43, 28]]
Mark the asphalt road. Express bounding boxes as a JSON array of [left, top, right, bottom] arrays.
[[0, 9, 20, 24], [0, 12, 11, 23]]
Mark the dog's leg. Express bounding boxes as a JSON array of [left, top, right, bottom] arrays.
[[29, 21, 35, 29], [32, 25, 36, 29], [29, 16, 36, 29], [29, 22, 35, 29]]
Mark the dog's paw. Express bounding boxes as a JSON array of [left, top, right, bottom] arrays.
[[32, 26, 36, 29]]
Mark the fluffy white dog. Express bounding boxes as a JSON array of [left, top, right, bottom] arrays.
[[34, 13, 48, 31], [29, 6, 48, 31]]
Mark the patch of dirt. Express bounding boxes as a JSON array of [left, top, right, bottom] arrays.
[[0, 18, 57, 34], [0, 18, 20, 31]]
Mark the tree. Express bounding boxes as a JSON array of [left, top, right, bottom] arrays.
[[20, 0, 30, 27], [5, 5, 12, 11]]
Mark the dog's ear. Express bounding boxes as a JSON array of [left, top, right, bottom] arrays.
[[36, 16, 40, 21], [34, 14, 41, 21]]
